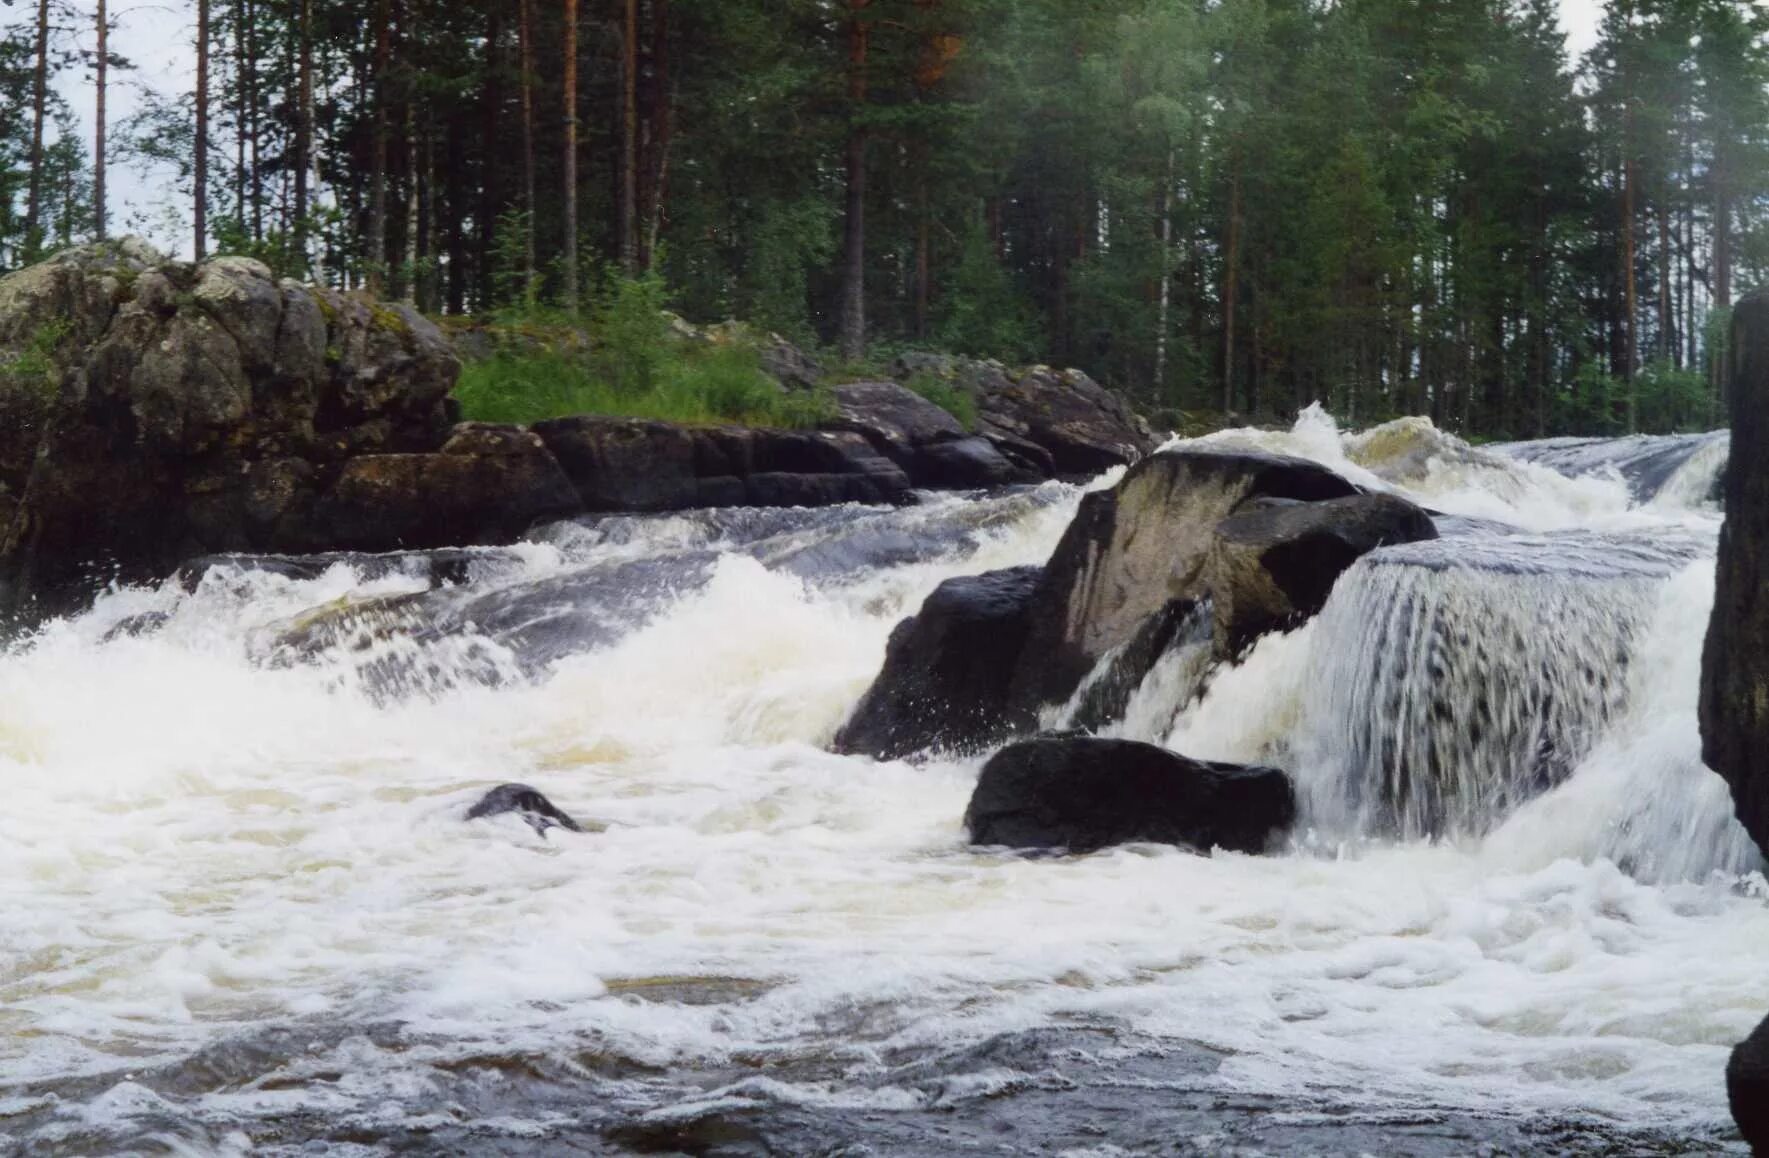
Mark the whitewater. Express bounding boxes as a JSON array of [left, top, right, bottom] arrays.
[[2, 409, 1765, 1154]]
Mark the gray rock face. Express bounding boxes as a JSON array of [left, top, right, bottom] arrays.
[[1703, 292, 1769, 861], [1206, 492, 1438, 655], [0, 242, 466, 608], [826, 379, 1026, 488], [964, 736, 1296, 854], [1009, 449, 1362, 711]]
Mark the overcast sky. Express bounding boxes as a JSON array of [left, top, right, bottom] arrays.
[[30, 0, 1610, 256]]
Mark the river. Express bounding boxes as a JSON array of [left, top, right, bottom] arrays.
[[2, 409, 1762, 1155]]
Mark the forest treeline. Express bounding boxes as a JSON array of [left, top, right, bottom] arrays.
[[3, 0, 1769, 437]]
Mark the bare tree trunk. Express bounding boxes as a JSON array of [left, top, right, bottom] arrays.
[[1658, 199, 1672, 365], [404, 100, 419, 302], [640, 0, 671, 268], [619, 0, 638, 273], [367, 0, 391, 293], [294, 0, 313, 258], [25, 0, 50, 254], [1154, 145, 1173, 394], [562, 0, 580, 313], [234, 0, 247, 225], [95, 0, 108, 239], [914, 143, 930, 341], [1623, 110, 1638, 432], [518, 0, 537, 297], [476, 3, 503, 306], [838, 0, 872, 361], [195, 0, 211, 260], [1222, 149, 1242, 415]]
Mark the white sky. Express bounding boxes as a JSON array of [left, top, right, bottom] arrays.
[[24, 0, 1610, 256]]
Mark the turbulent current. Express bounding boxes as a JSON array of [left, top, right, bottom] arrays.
[[3, 409, 1767, 1155]]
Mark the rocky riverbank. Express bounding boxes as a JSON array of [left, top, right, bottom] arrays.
[[0, 241, 1155, 613]]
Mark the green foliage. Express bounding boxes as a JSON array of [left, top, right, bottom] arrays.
[[591, 270, 672, 397], [212, 219, 315, 280], [0, 319, 73, 399], [904, 370, 978, 431], [935, 226, 1041, 366]]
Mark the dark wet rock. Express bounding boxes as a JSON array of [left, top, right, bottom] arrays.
[[1730, 1014, 1769, 1155], [915, 435, 1022, 488], [533, 416, 911, 513], [0, 241, 460, 610], [288, 423, 582, 553], [1065, 598, 1210, 733], [1704, 293, 1769, 860], [465, 783, 586, 835], [833, 566, 1042, 761], [1206, 492, 1437, 654], [1009, 449, 1359, 713], [965, 736, 1296, 854]]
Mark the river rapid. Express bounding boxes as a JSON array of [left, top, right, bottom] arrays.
[[2, 409, 1764, 1155]]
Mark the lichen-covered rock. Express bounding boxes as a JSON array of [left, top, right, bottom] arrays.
[[0, 240, 462, 608]]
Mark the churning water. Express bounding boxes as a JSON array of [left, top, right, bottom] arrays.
[[3, 410, 1766, 1155]]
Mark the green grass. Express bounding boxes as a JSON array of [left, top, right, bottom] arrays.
[[904, 370, 979, 431], [453, 342, 832, 429]]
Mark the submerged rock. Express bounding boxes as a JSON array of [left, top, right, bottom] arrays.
[[833, 566, 1042, 761], [464, 783, 586, 835], [965, 736, 1295, 854]]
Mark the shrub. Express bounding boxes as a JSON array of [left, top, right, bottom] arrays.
[[905, 370, 978, 431]]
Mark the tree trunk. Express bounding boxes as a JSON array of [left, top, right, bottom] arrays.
[[368, 0, 391, 293], [838, 0, 873, 360], [562, 0, 580, 313], [914, 145, 931, 341], [95, 0, 108, 239], [1222, 149, 1242, 415], [1658, 199, 1672, 365], [1715, 143, 1732, 310], [294, 0, 314, 257], [476, 3, 503, 307], [25, 0, 49, 255], [1622, 104, 1638, 432], [518, 0, 537, 298], [195, 0, 211, 260], [234, 0, 247, 226], [1149, 146, 1174, 398], [247, 0, 261, 241], [404, 98, 419, 302], [619, 0, 639, 273], [640, 0, 671, 268]]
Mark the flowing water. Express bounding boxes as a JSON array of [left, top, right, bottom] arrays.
[[3, 410, 1765, 1155]]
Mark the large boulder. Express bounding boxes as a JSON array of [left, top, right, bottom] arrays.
[[1206, 492, 1438, 654], [533, 416, 912, 512], [833, 566, 1042, 761], [964, 736, 1296, 854], [0, 242, 463, 607], [1009, 448, 1361, 711], [1703, 292, 1769, 857], [1730, 1015, 1769, 1154]]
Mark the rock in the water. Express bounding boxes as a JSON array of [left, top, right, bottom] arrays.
[[1703, 291, 1769, 858], [977, 365, 1157, 476], [464, 783, 586, 835], [1010, 448, 1360, 711], [1206, 492, 1437, 654], [533, 416, 912, 512], [1732, 1015, 1769, 1154], [833, 566, 1042, 761], [965, 736, 1295, 854]]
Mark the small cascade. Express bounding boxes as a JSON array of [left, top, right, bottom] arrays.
[[1491, 430, 1729, 505], [1045, 600, 1216, 736], [1286, 529, 1712, 840]]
